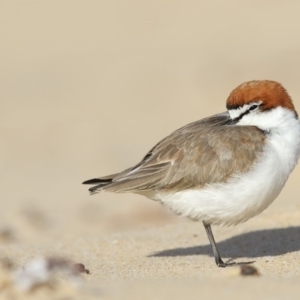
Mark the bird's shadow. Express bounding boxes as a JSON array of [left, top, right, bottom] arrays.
[[149, 226, 300, 259]]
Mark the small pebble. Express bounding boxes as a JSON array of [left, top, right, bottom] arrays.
[[73, 263, 90, 274], [240, 265, 260, 276]]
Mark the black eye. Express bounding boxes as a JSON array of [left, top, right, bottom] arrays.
[[249, 104, 259, 111]]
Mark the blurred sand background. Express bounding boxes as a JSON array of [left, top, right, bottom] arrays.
[[1, 0, 300, 298]]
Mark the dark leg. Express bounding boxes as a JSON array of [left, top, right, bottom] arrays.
[[203, 222, 255, 267], [203, 222, 227, 267]]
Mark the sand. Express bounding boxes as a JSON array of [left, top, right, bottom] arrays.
[[1, 1, 300, 299]]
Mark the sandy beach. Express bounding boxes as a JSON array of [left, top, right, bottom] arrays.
[[1, 1, 300, 299]]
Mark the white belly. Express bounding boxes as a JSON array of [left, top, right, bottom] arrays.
[[153, 127, 300, 226]]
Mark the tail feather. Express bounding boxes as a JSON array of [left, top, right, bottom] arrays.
[[88, 183, 109, 193], [82, 178, 112, 185], [82, 177, 113, 194], [83, 161, 170, 194]]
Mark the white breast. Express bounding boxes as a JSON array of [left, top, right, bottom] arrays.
[[156, 108, 300, 226]]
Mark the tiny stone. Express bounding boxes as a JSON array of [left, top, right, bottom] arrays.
[[240, 265, 260, 276], [73, 263, 90, 274]]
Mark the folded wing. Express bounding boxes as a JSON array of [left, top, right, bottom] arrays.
[[83, 112, 265, 194]]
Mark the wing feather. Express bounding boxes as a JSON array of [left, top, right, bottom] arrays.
[[84, 112, 266, 193]]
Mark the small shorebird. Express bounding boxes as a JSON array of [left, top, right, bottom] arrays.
[[83, 80, 300, 267]]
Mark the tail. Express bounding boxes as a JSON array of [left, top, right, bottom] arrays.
[[82, 178, 113, 194]]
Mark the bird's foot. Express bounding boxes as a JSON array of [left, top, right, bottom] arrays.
[[217, 259, 255, 268]]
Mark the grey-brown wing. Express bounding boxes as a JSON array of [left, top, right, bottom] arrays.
[[86, 112, 265, 193]]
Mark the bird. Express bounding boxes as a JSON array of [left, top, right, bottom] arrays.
[[83, 80, 300, 267]]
